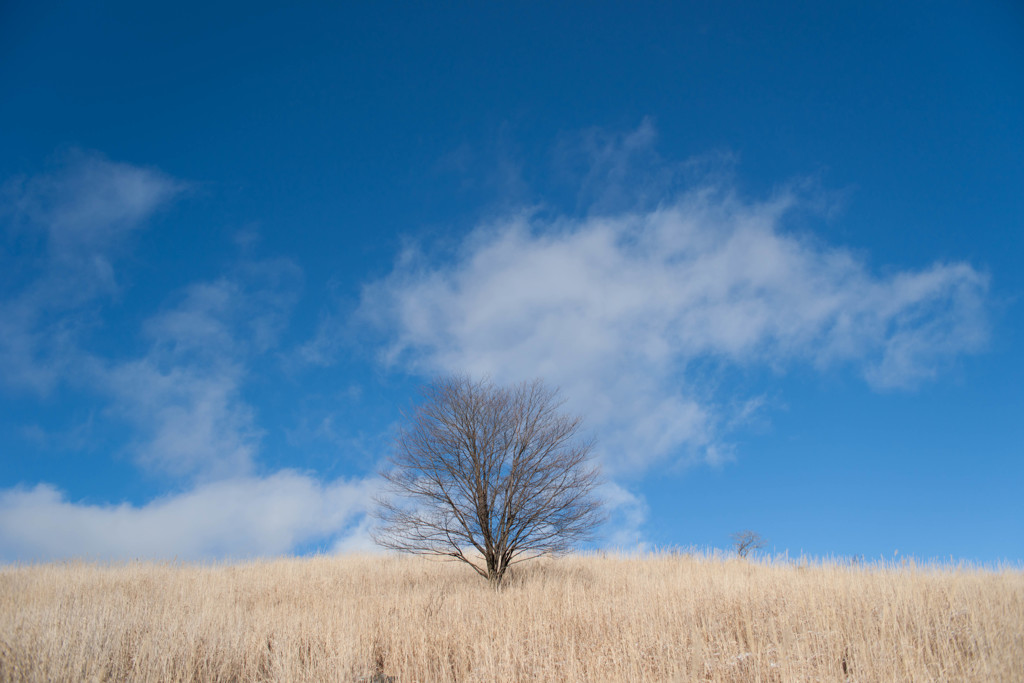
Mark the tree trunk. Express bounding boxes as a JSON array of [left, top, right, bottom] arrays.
[[485, 552, 506, 587]]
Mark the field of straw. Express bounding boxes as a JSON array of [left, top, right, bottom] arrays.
[[1, 552, 1021, 682]]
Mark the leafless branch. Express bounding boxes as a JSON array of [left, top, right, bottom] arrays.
[[731, 530, 767, 558], [373, 376, 605, 586]]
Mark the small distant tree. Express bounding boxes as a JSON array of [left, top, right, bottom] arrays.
[[373, 376, 604, 586], [731, 530, 767, 558]]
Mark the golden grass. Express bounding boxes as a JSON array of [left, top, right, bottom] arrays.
[[1, 552, 1021, 682]]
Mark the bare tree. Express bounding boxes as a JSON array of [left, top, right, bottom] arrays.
[[373, 376, 604, 586], [731, 530, 767, 558]]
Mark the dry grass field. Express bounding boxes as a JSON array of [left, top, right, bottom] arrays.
[[1, 552, 1021, 682]]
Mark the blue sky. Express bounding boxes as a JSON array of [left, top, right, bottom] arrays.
[[1, 1, 1021, 563]]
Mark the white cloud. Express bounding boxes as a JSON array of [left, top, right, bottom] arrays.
[[0, 472, 379, 562], [330, 514, 381, 554], [600, 481, 650, 550], [103, 359, 258, 479], [21, 152, 184, 254], [0, 152, 185, 394], [2, 153, 303, 481], [99, 259, 301, 479], [4, 150, 186, 301], [361, 174, 988, 475]]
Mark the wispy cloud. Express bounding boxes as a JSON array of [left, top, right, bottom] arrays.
[[600, 481, 650, 551], [2, 153, 303, 481], [0, 153, 379, 563], [98, 259, 301, 479], [360, 125, 989, 477], [6, 150, 186, 256], [0, 151, 186, 394], [0, 472, 378, 562]]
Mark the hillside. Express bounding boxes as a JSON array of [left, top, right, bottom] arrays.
[[1, 553, 1021, 681]]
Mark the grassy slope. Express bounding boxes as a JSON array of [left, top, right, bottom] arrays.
[[1, 553, 1021, 682]]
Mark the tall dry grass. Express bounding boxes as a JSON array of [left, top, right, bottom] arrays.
[[1, 552, 1021, 682]]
